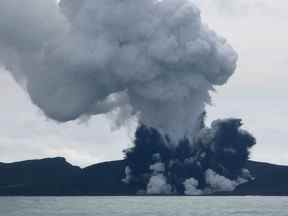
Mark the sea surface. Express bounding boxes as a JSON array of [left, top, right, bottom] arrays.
[[0, 196, 287, 216]]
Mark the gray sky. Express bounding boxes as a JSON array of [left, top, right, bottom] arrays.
[[0, 0, 287, 167]]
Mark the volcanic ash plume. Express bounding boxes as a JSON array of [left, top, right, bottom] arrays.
[[0, 0, 255, 194], [0, 0, 237, 142], [124, 116, 256, 195]]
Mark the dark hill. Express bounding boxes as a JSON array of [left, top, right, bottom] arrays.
[[80, 160, 134, 195], [0, 157, 82, 195], [0, 158, 287, 195], [231, 161, 288, 195]]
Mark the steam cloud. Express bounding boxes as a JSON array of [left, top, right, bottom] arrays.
[[0, 0, 237, 141], [0, 0, 255, 195]]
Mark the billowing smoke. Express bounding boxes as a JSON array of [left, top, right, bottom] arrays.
[[124, 116, 256, 195], [0, 0, 255, 195], [0, 0, 237, 141]]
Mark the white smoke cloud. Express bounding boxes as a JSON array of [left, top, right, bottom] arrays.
[[150, 162, 165, 174], [146, 174, 172, 195], [146, 160, 172, 194], [183, 177, 202, 195], [205, 169, 238, 192], [183, 169, 250, 195], [0, 0, 237, 144]]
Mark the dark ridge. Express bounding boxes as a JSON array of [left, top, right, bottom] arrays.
[[0, 158, 288, 196], [80, 160, 137, 195], [227, 161, 288, 195], [0, 157, 82, 195]]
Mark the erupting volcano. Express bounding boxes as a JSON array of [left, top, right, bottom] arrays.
[[124, 116, 255, 195], [0, 0, 256, 195]]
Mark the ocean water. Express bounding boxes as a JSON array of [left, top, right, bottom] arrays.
[[0, 196, 287, 216]]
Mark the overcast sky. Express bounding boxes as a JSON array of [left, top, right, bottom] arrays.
[[0, 0, 288, 167]]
